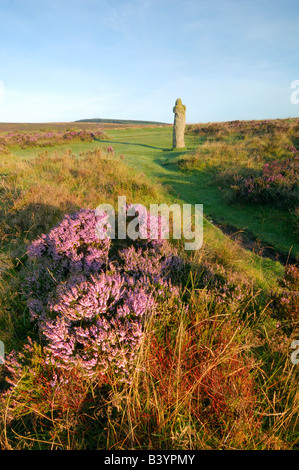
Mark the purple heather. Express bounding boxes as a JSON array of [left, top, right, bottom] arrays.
[[22, 207, 186, 383]]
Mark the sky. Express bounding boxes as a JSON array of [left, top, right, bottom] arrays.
[[0, 0, 298, 123]]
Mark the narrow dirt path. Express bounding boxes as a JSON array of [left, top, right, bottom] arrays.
[[212, 222, 297, 266]]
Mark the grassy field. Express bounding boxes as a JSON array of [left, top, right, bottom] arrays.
[[0, 120, 298, 450], [100, 124, 298, 260], [9, 123, 296, 259]]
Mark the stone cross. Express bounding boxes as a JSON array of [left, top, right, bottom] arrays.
[[173, 98, 186, 149]]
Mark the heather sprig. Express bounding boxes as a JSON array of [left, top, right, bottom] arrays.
[[232, 156, 299, 206]]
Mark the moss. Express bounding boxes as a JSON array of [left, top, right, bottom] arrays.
[[173, 98, 186, 114]]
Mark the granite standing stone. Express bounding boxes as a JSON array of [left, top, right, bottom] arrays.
[[173, 98, 186, 149]]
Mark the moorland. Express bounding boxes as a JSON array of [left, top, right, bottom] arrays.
[[0, 118, 298, 450]]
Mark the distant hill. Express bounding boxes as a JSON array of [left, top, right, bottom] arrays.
[[75, 118, 170, 126]]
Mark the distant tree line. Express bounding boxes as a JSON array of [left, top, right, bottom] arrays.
[[75, 118, 170, 126]]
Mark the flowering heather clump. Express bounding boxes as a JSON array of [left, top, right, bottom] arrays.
[[188, 118, 299, 137], [20, 207, 185, 384], [25, 208, 111, 322], [232, 156, 299, 206], [118, 243, 183, 287], [0, 129, 106, 149], [42, 272, 156, 381]]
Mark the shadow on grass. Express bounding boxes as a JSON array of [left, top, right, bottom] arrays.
[[97, 139, 170, 151], [146, 157, 298, 265], [97, 138, 196, 155]]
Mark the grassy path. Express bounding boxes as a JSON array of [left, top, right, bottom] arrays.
[[100, 127, 298, 260], [10, 125, 296, 287]]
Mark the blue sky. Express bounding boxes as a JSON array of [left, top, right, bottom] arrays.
[[0, 0, 298, 123]]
